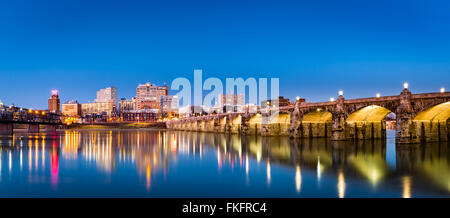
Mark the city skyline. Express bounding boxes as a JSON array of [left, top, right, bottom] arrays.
[[0, 0, 449, 204], [1, 0, 450, 109]]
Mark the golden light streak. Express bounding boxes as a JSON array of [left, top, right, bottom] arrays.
[[317, 156, 323, 181], [295, 166, 301, 193], [338, 171, 346, 198], [146, 163, 151, 191], [403, 176, 411, 198], [245, 154, 249, 176], [267, 160, 271, 186]]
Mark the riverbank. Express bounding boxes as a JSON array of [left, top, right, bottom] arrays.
[[66, 122, 167, 130]]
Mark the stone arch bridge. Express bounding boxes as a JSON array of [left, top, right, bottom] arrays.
[[166, 88, 450, 143]]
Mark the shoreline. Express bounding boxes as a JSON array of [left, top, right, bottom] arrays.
[[66, 122, 167, 130]]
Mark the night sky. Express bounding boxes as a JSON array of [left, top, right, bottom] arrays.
[[1, 0, 449, 109]]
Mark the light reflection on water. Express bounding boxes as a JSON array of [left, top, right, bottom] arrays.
[[0, 130, 449, 197]]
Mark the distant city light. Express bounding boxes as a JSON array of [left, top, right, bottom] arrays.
[[376, 93, 380, 98], [403, 82, 408, 89], [330, 97, 335, 102], [441, 87, 445, 93], [338, 90, 343, 96]]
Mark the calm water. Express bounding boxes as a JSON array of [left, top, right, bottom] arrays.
[[0, 129, 449, 198]]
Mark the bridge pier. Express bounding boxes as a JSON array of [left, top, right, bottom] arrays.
[[192, 120, 199, 131], [396, 89, 415, 143], [332, 96, 346, 141], [0, 123, 13, 135], [204, 119, 215, 132], [289, 103, 302, 138], [241, 115, 250, 135], [213, 117, 221, 132], [198, 120, 206, 132], [27, 124, 40, 134], [216, 116, 228, 133], [230, 115, 241, 134]]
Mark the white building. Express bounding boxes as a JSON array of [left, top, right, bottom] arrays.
[[160, 95, 179, 115], [95, 86, 117, 106]]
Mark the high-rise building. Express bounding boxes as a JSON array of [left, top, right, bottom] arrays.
[[136, 82, 168, 111], [95, 86, 117, 106], [48, 89, 61, 114], [160, 95, 179, 117], [62, 100, 81, 117], [80, 86, 118, 117], [119, 97, 137, 112]]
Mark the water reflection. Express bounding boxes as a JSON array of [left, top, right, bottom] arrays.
[[0, 130, 449, 197]]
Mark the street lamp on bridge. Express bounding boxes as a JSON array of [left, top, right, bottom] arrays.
[[403, 82, 409, 89]]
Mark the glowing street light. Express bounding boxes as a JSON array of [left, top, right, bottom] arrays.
[[338, 90, 343, 96], [376, 93, 380, 98], [403, 82, 409, 89], [441, 87, 445, 93], [296, 96, 300, 101], [330, 97, 335, 102]]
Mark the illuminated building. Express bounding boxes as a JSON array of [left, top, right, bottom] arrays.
[[211, 93, 244, 113], [81, 102, 115, 116], [119, 97, 137, 112], [261, 96, 291, 108], [62, 100, 81, 117], [136, 82, 168, 111], [218, 93, 244, 107], [160, 95, 178, 118], [48, 89, 61, 114], [120, 109, 159, 122], [95, 86, 117, 107], [81, 86, 118, 117]]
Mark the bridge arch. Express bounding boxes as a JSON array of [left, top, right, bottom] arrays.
[[247, 114, 262, 135], [300, 109, 332, 138], [217, 116, 228, 133], [345, 105, 393, 140], [262, 112, 290, 136], [298, 106, 335, 119], [412, 101, 450, 142]]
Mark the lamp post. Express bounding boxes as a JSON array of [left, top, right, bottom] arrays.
[[403, 82, 409, 89]]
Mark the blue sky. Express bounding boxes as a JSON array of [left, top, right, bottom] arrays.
[[1, 0, 449, 109]]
